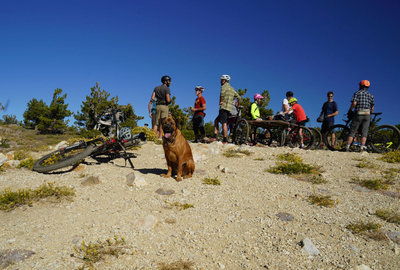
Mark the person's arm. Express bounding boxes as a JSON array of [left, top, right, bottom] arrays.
[[166, 93, 171, 104], [283, 104, 289, 114], [151, 91, 156, 101], [371, 105, 374, 114], [148, 101, 152, 117]]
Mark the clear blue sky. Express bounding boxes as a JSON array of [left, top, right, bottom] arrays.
[[1, 0, 399, 127]]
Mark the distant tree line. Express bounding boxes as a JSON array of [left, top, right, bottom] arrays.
[[1, 84, 277, 139]]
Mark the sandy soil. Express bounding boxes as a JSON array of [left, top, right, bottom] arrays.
[[0, 141, 399, 269]]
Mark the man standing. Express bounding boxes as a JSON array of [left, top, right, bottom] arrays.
[[346, 80, 375, 151], [192, 85, 206, 143], [212, 74, 241, 144], [320, 91, 338, 148], [151, 75, 172, 139]]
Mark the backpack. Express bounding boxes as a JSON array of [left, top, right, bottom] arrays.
[[246, 102, 256, 118]]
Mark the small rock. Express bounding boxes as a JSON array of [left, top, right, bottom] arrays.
[[0, 249, 35, 268], [386, 231, 400, 244], [133, 177, 147, 187], [126, 172, 136, 186], [181, 189, 190, 196], [299, 238, 320, 255], [126, 172, 147, 187], [276, 212, 294, 222], [351, 264, 371, 270], [135, 215, 158, 230], [217, 262, 225, 269], [54, 140, 68, 150], [81, 175, 100, 186], [156, 188, 175, 195], [349, 245, 359, 252], [0, 153, 7, 166], [5, 160, 20, 168], [5, 151, 14, 160], [394, 246, 400, 255]]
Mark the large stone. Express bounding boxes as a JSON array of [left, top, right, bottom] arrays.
[[0, 249, 35, 268], [126, 172, 147, 187], [300, 238, 320, 255], [5, 160, 20, 168], [386, 231, 400, 244], [155, 188, 175, 195], [54, 140, 69, 150], [276, 212, 294, 222]]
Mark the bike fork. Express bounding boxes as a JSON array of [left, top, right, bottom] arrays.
[[118, 141, 135, 169]]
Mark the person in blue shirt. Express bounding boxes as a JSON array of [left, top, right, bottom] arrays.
[[320, 91, 338, 148]]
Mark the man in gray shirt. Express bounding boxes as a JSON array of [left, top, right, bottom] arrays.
[[151, 75, 172, 139]]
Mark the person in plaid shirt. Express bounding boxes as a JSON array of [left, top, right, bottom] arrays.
[[346, 80, 375, 151], [212, 74, 241, 144]]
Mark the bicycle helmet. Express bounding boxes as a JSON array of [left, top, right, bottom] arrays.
[[254, 93, 264, 100], [288, 97, 297, 104], [161, 75, 171, 83], [220, 74, 231, 81], [195, 85, 204, 92], [359, 80, 370, 87], [119, 127, 132, 141]]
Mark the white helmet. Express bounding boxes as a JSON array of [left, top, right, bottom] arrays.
[[119, 127, 132, 141], [220, 74, 231, 81], [195, 85, 204, 92]]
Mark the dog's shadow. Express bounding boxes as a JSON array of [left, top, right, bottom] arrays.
[[136, 168, 167, 176]]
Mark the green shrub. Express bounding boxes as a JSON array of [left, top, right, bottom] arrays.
[[309, 194, 338, 207], [17, 158, 35, 170], [346, 220, 386, 241], [180, 129, 195, 140], [352, 177, 392, 190], [223, 148, 252, 158], [0, 138, 10, 148], [276, 153, 303, 163], [202, 177, 221, 185], [0, 182, 75, 211], [267, 161, 317, 175], [165, 200, 194, 210], [379, 150, 400, 163], [74, 235, 131, 270], [374, 209, 400, 224]]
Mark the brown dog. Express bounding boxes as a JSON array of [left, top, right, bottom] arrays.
[[161, 116, 195, 181]]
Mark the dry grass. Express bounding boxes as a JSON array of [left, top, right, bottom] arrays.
[[309, 194, 338, 207], [164, 200, 194, 210], [202, 177, 221, 185], [352, 177, 393, 190], [74, 235, 131, 270], [374, 209, 400, 225], [379, 150, 400, 163], [0, 182, 75, 211], [346, 220, 386, 241], [223, 148, 252, 158]]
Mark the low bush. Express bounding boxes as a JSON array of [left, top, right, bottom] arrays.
[[374, 209, 400, 224], [379, 150, 400, 163], [165, 200, 194, 210], [0, 182, 75, 211], [132, 126, 158, 142], [346, 220, 386, 241], [223, 148, 252, 158], [267, 153, 321, 176], [74, 235, 131, 270], [309, 194, 338, 207], [202, 177, 221, 185], [276, 153, 303, 163], [352, 177, 392, 190], [17, 158, 35, 170]]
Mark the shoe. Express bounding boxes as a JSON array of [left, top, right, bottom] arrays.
[[250, 142, 255, 146], [209, 137, 217, 142], [222, 137, 228, 144], [299, 144, 305, 149], [360, 145, 367, 152]]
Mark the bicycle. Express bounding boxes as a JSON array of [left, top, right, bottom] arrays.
[[283, 124, 315, 149], [323, 112, 400, 153], [215, 106, 250, 145], [33, 107, 146, 173]]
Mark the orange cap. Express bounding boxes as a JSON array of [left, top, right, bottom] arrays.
[[360, 80, 370, 87]]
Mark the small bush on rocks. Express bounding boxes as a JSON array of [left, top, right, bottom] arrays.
[[352, 177, 392, 190], [346, 220, 386, 241], [267, 153, 321, 176], [223, 148, 252, 158], [202, 177, 221, 185], [309, 194, 338, 207], [0, 182, 75, 211], [17, 157, 35, 170], [379, 150, 400, 163], [165, 200, 194, 210], [276, 153, 303, 163], [374, 209, 400, 224], [74, 235, 131, 270]]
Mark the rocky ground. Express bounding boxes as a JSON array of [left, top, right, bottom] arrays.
[[0, 140, 399, 269]]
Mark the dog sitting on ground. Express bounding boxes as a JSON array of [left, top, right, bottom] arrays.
[[161, 116, 195, 181]]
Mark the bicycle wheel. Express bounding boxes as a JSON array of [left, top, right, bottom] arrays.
[[324, 124, 350, 151], [369, 125, 400, 153], [33, 144, 95, 173], [255, 127, 273, 145], [233, 119, 250, 145], [309, 127, 322, 149], [288, 126, 314, 149]]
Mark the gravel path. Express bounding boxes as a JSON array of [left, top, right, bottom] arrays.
[[0, 141, 399, 269]]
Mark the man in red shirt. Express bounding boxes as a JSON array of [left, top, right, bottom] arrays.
[[288, 97, 307, 148], [191, 86, 206, 143]]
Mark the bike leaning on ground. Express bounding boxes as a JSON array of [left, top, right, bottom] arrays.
[[323, 112, 400, 153], [33, 107, 146, 173]]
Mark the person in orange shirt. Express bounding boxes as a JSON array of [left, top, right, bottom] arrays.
[[288, 97, 307, 148], [191, 86, 207, 143]]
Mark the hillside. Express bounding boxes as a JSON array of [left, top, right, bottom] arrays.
[[0, 129, 399, 269]]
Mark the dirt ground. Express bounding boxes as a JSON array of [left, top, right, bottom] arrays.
[[0, 140, 399, 269]]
